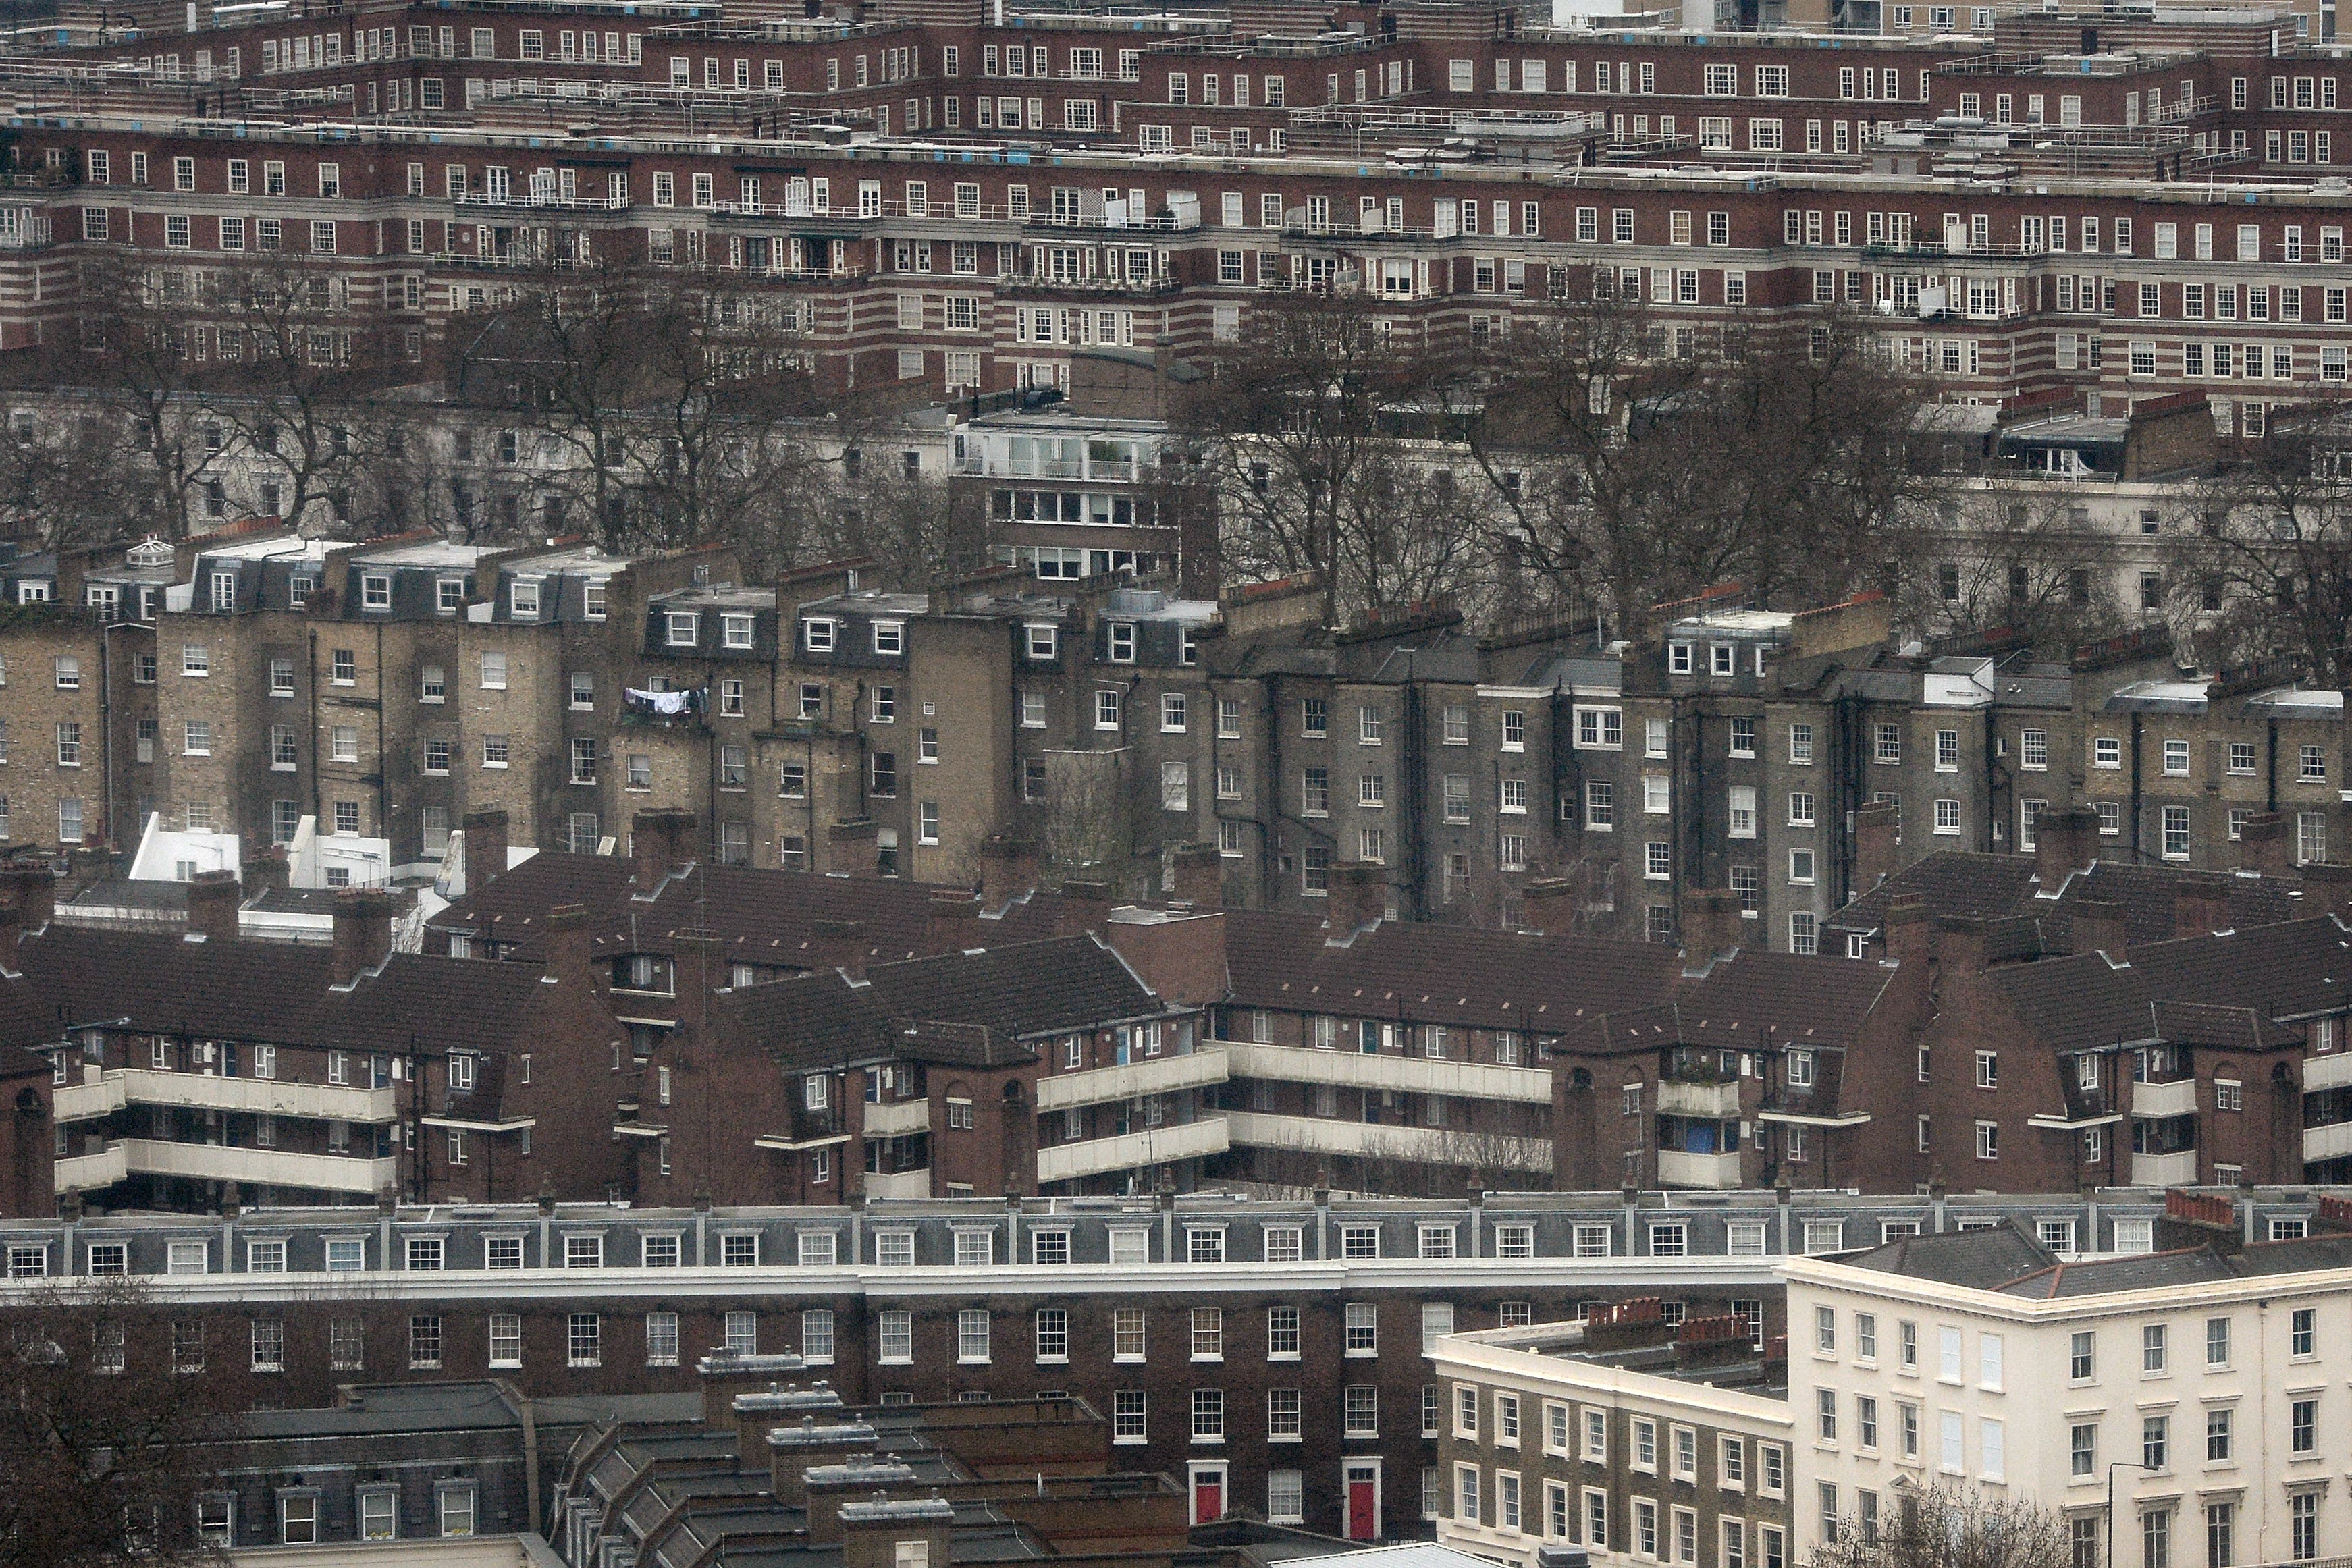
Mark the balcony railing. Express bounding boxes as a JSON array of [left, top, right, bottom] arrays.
[[2131, 1077, 2199, 1119], [860, 1097, 932, 1138], [2305, 1052, 2352, 1093], [2129, 1147, 2199, 1187], [1037, 1048, 1228, 1112], [74, 1138, 397, 1195], [1036, 1116, 1228, 1183], [1658, 1080, 1741, 1120], [862, 1166, 932, 1199], [1221, 1041, 1549, 1104], [1658, 1149, 1744, 1189], [55, 1067, 396, 1125], [2305, 1120, 2352, 1164], [1221, 1109, 1551, 1173], [52, 1143, 128, 1194]]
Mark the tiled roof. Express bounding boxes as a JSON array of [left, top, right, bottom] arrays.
[[427, 856, 1065, 967], [1992, 916, 2352, 1054], [1829, 852, 2305, 948], [717, 936, 1165, 1075], [10, 925, 556, 1056], [1218, 913, 1892, 1050], [1839, 1222, 2058, 1288]]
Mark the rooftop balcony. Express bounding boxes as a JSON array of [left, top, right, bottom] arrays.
[[54, 1067, 396, 1125], [1036, 1048, 1228, 1112], [1036, 1116, 1228, 1183], [1221, 1041, 1549, 1104]]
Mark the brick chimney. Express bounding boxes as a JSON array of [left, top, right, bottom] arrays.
[[807, 1463, 921, 1545], [696, 1349, 812, 1428], [632, 808, 699, 888], [977, 836, 1040, 911], [1678, 888, 1744, 974], [767, 1417, 880, 1505], [0, 865, 54, 932], [2299, 861, 2352, 923], [1056, 880, 1112, 938], [185, 870, 242, 943], [1323, 861, 1386, 944], [808, 919, 869, 980], [461, 809, 510, 890], [2035, 805, 2100, 892], [2239, 812, 2291, 878], [729, 1382, 844, 1458], [828, 819, 880, 878], [837, 1495, 952, 1568], [2068, 898, 2127, 960], [329, 887, 395, 987], [2173, 875, 2233, 939], [1852, 800, 1900, 892], [543, 903, 593, 982], [927, 892, 979, 954], [1167, 843, 1225, 909], [1883, 895, 1931, 1024], [1518, 877, 1577, 935], [672, 929, 728, 1033], [246, 848, 290, 894]]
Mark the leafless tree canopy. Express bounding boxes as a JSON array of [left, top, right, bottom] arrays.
[[0, 1280, 231, 1568], [1813, 1486, 2072, 1568]]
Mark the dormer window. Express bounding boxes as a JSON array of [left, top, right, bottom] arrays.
[[1669, 643, 1692, 674], [437, 577, 465, 614], [510, 580, 541, 619], [1108, 622, 1136, 663], [360, 572, 392, 612], [872, 620, 904, 655], [583, 584, 607, 620], [665, 612, 699, 647], [288, 574, 315, 609], [722, 613, 755, 649], [803, 618, 836, 653], [1710, 644, 1735, 676]]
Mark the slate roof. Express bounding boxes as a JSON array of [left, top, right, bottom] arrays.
[[717, 936, 1167, 1075], [1838, 1222, 2060, 1288], [1996, 1246, 2241, 1299], [1828, 851, 2306, 950], [1218, 911, 1893, 1051], [7, 925, 556, 1056], [427, 857, 1065, 968], [1992, 916, 2352, 1054]]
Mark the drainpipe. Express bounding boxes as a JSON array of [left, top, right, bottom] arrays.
[[2129, 712, 2144, 862]]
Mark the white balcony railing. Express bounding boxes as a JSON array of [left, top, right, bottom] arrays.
[[2305, 1120, 2352, 1165], [55, 1068, 397, 1125], [1658, 1149, 1746, 1189], [1221, 1110, 1553, 1174], [1036, 1117, 1229, 1183], [2306, 1052, 2352, 1093], [1658, 1081, 1742, 1120], [1221, 1042, 1549, 1104], [860, 1098, 932, 1139], [1035, 1048, 1228, 1112], [53, 1143, 128, 1193], [110, 1139, 397, 1195], [862, 1167, 932, 1199], [2129, 1148, 2200, 1187], [2130, 1078, 2199, 1119]]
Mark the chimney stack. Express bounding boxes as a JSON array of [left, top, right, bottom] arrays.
[[329, 887, 395, 987], [836, 1495, 953, 1568], [1678, 888, 1745, 973], [2299, 861, 2352, 923], [828, 819, 880, 878], [729, 1382, 845, 1459], [1322, 861, 1387, 944], [926, 891, 979, 955], [632, 808, 699, 888], [2035, 806, 2100, 892], [809, 919, 869, 980], [461, 809, 510, 890], [1517, 877, 1577, 935], [543, 902, 591, 982], [246, 848, 290, 894], [0, 864, 55, 933], [1166, 843, 1226, 909], [1852, 800, 1900, 892], [1056, 880, 1113, 938], [185, 869, 242, 943], [2068, 898, 2127, 960], [976, 836, 1040, 911], [2238, 812, 2291, 879], [2173, 875, 2232, 940], [767, 1418, 880, 1505]]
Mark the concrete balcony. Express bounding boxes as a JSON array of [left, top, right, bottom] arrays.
[[1036, 1048, 1229, 1112], [860, 1098, 932, 1138], [1658, 1080, 1742, 1120], [110, 1138, 396, 1195], [1221, 1042, 1549, 1104], [863, 1167, 932, 1199], [1657, 1149, 1746, 1189], [1222, 1110, 1553, 1174], [2130, 1079, 2199, 1119], [54, 1068, 397, 1125], [2129, 1148, 2200, 1187], [2306, 1053, 2352, 1093], [1037, 1116, 1229, 1183], [53, 1143, 128, 1193], [2305, 1120, 2352, 1164]]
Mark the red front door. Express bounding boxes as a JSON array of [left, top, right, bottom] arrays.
[[1194, 1472, 1224, 1523], [1346, 1468, 1379, 1540]]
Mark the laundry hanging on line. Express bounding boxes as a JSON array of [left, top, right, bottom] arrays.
[[624, 686, 707, 716]]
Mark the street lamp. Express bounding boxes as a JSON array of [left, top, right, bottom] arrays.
[[2106, 1461, 2158, 1568]]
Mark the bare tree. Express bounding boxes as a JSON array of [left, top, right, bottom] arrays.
[[1890, 486, 2133, 649], [1812, 1485, 2069, 1568], [0, 1279, 231, 1568], [1040, 751, 1128, 886], [2163, 398, 2352, 682]]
